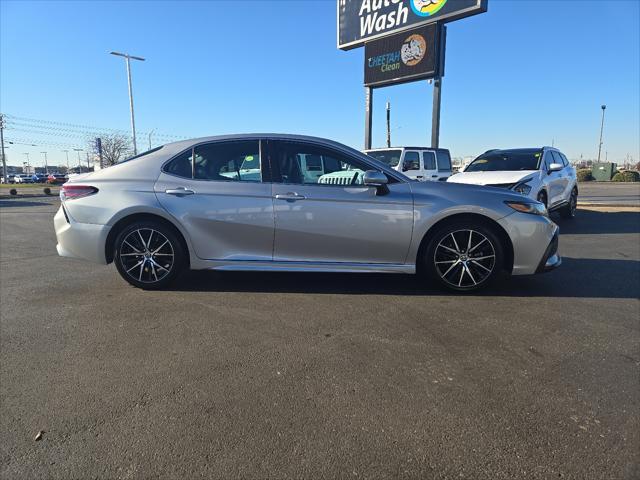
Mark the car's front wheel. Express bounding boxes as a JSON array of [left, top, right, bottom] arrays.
[[113, 221, 186, 290], [424, 221, 505, 292], [559, 188, 578, 219]]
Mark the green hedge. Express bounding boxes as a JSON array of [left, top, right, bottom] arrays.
[[576, 169, 593, 182], [612, 171, 640, 182]]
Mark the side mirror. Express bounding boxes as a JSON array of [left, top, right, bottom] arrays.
[[363, 170, 388, 186], [548, 163, 563, 173]]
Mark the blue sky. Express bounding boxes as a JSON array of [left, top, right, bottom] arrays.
[[1, 0, 639, 168]]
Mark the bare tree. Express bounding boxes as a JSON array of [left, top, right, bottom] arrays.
[[88, 133, 133, 167]]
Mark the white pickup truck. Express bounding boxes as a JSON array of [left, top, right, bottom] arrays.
[[364, 147, 453, 182]]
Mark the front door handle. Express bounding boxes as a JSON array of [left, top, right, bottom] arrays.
[[275, 192, 306, 201], [165, 187, 195, 196]]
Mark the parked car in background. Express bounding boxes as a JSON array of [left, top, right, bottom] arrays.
[[364, 147, 453, 182], [47, 173, 68, 184], [55, 134, 560, 292], [32, 173, 48, 183], [13, 174, 34, 184], [447, 147, 578, 218], [1, 174, 17, 183]]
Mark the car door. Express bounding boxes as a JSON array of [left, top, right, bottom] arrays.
[[401, 150, 423, 180], [557, 152, 575, 202], [548, 151, 569, 206], [270, 140, 414, 265], [542, 150, 562, 206], [154, 139, 275, 261], [422, 150, 438, 181]]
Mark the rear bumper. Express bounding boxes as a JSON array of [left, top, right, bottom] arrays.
[[535, 228, 561, 273], [54, 205, 110, 264]]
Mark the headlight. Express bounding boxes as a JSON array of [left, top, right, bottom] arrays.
[[512, 181, 532, 195], [505, 201, 547, 216]]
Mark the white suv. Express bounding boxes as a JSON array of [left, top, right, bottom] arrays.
[[364, 147, 453, 182], [447, 147, 578, 218]]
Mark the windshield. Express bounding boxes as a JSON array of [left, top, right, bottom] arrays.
[[366, 149, 402, 167], [465, 149, 542, 172]]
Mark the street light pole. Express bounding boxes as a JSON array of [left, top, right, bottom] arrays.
[[110, 51, 145, 155], [41, 151, 48, 174], [0, 114, 7, 182], [597, 104, 606, 163], [22, 153, 30, 174], [62, 150, 70, 171], [73, 148, 83, 172]]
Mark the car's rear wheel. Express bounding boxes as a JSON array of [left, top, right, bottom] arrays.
[[424, 221, 504, 292], [559, 188, 578, 219], [114, 221, 185, 290]]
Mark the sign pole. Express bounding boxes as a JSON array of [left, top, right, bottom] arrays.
[[365, 86, 373, 150], [431, 77, 442, 148], [431, 25, 447, 148]]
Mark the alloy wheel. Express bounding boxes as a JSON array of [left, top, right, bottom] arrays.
[[119, 228, 175, 284], [434, 229, 496, 289]]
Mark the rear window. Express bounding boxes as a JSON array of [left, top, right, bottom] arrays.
[[436, 150, 452, 171], [119, 146, 163, 164]]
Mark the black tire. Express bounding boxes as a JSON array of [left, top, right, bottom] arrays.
[[559, 188, 578, 219], [537, 190, 548, 209], [113, 220, 186, 290], [424, 220, 505, 292]]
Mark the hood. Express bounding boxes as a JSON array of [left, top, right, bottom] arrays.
[[447, 170, 537, 186], [410, 177, 533, 205]]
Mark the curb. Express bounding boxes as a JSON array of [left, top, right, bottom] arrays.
[[578, 202, 639, 208]]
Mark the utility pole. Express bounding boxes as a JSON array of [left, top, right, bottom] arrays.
[[597, 104, 606, 163], [73, 148, 83, 172], [0, 114, 6, 182], [41, 151, 48, 174], [62, 150, 70, 171], [110, 51, 145, 155], [386, 102, 391, 148]]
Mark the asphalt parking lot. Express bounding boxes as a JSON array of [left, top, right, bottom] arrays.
[[1, 197, 638, 479]]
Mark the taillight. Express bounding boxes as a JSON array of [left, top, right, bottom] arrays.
[[60, 185, 99, 200]]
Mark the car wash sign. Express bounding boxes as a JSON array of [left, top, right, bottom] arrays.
[[338, 0, 487, 50], [364, 23, 439, 86]]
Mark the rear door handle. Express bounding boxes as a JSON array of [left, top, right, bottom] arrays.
[[275, 193, 306, 201], [165, 187, 195, 196], [431, 175, 438, 178]]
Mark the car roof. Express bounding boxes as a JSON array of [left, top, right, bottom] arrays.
[[162, 133, 360, 153], [365, 147, 450, 152]]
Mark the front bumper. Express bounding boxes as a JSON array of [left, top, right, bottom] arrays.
[[496, 212, 560, 276], [535, 227, 561, 273], [54, 205, 110, 264]]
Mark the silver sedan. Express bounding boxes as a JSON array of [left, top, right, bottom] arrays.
[[54, 134, 560, 292]]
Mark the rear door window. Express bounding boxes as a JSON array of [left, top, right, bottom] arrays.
[[403, 151, 421, 171]]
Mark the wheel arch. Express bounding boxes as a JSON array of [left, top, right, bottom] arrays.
[[416, 213, 514, 274], [105, 212, 190, 266]]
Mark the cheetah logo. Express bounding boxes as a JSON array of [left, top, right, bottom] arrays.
[[401, 34, 427, 66]]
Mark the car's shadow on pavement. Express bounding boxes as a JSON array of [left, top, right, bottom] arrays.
[[556, 209, 640, 234], [172, 256, 639, 299], [0, 199, 55, 208]]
